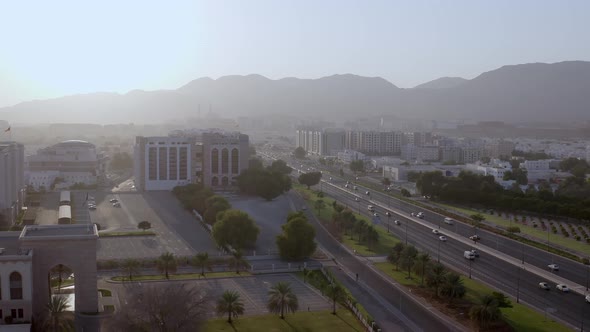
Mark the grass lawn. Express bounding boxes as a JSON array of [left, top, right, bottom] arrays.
[[111, 271, 251, 282], [295, 184, 400, 256], [99, 230, 156, 237], [98, 289, 112, 297], [204, 309, 364, 332], [375, 262, 570, 332], [434, 202, 589, 254]]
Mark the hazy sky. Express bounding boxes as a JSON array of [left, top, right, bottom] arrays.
[[1, 0, 589, 108]]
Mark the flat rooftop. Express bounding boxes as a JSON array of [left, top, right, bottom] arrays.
[[20, 224, 98, 240], [0, 233, 27, 256]]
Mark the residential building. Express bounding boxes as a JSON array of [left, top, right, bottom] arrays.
[[337, 150, 367, 164], [0, 142, 25, 227], [401, 144, 417, 161], [461, 147, 483, 164], [416, 145, 440, 162], [25, 140, 106, 191], [295, 128, 345, 156], [441, 147, 462, 163], [487, 140, 515, 158]]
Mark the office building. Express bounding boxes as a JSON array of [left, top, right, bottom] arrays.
[[0, 142, 25, 227], [201, 131, 249, 187]]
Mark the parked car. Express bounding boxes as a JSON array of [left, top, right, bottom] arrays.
[[556, 284, 569, 292], [438, 236, 447, 242], [548, 264, 560, 271], [373, 213, 379, 217], [538, 282, 550, 290]]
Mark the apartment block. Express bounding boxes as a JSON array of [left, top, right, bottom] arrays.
[[0, 142, 25, 227]]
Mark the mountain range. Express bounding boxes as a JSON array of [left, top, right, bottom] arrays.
[[1, 61, 590, 124]]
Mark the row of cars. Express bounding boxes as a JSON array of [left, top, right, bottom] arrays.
[[87, 197, 120, 210]]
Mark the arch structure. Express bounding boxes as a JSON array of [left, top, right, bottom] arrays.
[[19, 224, 99, 329]]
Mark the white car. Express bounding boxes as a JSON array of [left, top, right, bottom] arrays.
[[112, 202, 121, 207], [444, 217, 454, 225], [394, 220, 401, 225], [538, 282, 550, 290], [88, 206, 97, 211], [438, 236, 447, 242], [109, 198, 118, 203], [365, 191, 370, 195], [432, 229, 440, 235], [556, 284, 569, 292], [548, 264, 559, 271], [354, 197, 360, 202], [416, 212, 424, 219], [470, 249, 479, 257], [373, 213, 379, 218]]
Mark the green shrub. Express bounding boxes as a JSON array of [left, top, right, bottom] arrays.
[[507, 226, 521, 233]]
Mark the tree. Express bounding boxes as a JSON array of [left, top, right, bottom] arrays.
[[469, 294, 502, 329], [388, 243, 405, 271], [50, 264, 72, 293], [203, 197, 231, 225], [156, 252, 177, 279], [217, 290, 245, 324], [325, 284, 346, 315], [121, 259, 140, 281], [109, 283, 209, 331], [268, 159, 292, 175], [491, 291, 513, 308], [416, 252, 431, 286], [228, 250, 250, 274], [298, 172, 322, 189], [43, 295, 73, 332], [248, 158, 264, 170], [192, 252, 212, 277], [314, 199, 326, 216], [382, 177, 391, 186], [349, 160, 364, 173], [440, 273, 466, 303], [366, 225, 379, 250], [294, 146, 306, 159], [276, 215, 317, 260], [212, 210, 260, 250], [400, 245, 418, 279], [237, 168, 291, 200], [426, 263, 447, 297], [137, 221, 152, 232], [267, 282, 299, 319]]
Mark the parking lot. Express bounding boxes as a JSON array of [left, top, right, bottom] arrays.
[[109, 274, 332, 316]]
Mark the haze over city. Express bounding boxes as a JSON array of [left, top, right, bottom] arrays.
[[1, 2, 590, 332]]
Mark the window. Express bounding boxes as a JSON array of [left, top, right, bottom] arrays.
[[221, 148, 229, 174], [10, 272, 23, 300], [231, 148, 239, 174], [211, 148, 219, 174], [11, 309, 16, 318], [17, 309, 23, 318]]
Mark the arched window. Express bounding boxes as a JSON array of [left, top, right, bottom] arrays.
[[222, 176, 229, 186], [211, 176, 219, 187], [231, 148, 239, 174], [10, 272, 22, 300], [221, 148, 229, 174], [211, 148, 219, 174]]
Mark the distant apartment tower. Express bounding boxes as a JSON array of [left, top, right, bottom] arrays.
[[134, 137, 192, 191], [487, 140, 515, 158], [402, 132, 432, 147], [416, 145, 440, 162], [462, 147, 483, 164], [295, 128, 344, 156], [345, 130, 402, 155], [441, 147, 462, 163], [201, 132, 249, 187], [0, 142, 25, 227]]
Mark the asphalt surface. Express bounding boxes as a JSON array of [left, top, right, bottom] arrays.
[[289, 192, 457, 332], [319, 177, 590, 330]]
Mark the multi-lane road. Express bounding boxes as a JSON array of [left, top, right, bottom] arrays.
[[263, 152, 590, 330]]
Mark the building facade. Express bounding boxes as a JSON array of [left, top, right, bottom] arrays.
[[295, 128, 345, 156], [201, 132, 249, 187], [0, 142, 25, 227]]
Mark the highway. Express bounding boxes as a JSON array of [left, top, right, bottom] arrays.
[[320, 176, 590, 330]]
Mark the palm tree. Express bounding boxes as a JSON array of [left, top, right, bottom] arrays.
[[192, 252, 212, 277], [314, 199, 326, 216], [387, 243, 405, 271], [415, 252, 431, 286], [469, 294, 502, 329], [267, 282, 299, 319], [325, 284, 346, 315], [51, 264, 72, 293], [216, 290, 245, 323], [44, 295, 73, 332], [156, 252, 177, 279], [228, 250, 249, 274], [425, 263, 447, 297], [121, 258, 140, 281], [440, 273, 466, 304], [400, 245, 418, 279]]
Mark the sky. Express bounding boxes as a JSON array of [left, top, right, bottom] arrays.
[[0, 0, 589, 108]]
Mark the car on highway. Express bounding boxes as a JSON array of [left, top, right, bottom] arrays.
[[556, 284, 570, 292], [353, 186, 358, 190], [438, 236, 447, 242], [354, 197, 360, 202], [470, 249, 479, 257], [368, 205, 375, 211], [109, 198, 118, 203], [444, 217, 454, 225], [416, 212, 424, 219], [548, 264, 560, 271], [469, 235, 481, 241], [88, 205, 97, 210], [373, 213, 379, 217], [385, 212, 392, 217], [539, 282, 550, 290], [112, 202, 121, 207], [394, 220, 401, 225], [344, 184, 349, 188], [432, 229, 441, 235], [365, 191, 370, 195]]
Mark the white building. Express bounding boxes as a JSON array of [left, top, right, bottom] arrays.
[[25, 140, 106, 191], [295, 128, 345, 156], [0, 233, 33, 326], [201, 131, 249, 187], [0, 142, 25, 227]]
